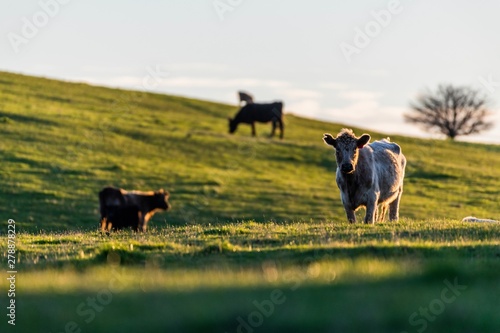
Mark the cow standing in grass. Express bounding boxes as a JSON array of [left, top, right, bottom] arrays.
[[101, 205, 143, 232], [238, 91, 254, 106], [228, 102, 284, 139], [99, 187, 170, 232], [323, 129, 406, 224]]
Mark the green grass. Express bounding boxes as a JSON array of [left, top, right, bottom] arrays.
[[3, 220, 500, 332], [0, 71, 499, 332], [1, 72, 499, 231]]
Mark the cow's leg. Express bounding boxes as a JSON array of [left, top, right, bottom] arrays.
[[100, 217, 107, 232], [137, 217, 143, 232], [99, 206, 107, 231], [389, 188, 403, 221], [270, 120, 277, 138], [345, 209, 356, 223], [251, 122, 256, 137], [364, 194, 378, 224], [343, 205, 356, 223], [378, 204, 388, 222], [341, 195, 356, 223], [137, 212, 146, 232]]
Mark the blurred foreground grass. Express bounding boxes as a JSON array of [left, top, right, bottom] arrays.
[[1, 219, 499, 332]]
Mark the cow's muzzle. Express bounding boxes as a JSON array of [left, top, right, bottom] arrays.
[[341, 164, 355, 174]]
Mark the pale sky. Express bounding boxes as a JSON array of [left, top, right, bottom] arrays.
[[1, 0, 499, 143]]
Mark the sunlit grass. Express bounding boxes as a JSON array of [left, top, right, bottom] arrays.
[[3, 219, 499, 332], [2, 219, 498, 294], [0, 71, 499, 332], [0, 71, 499, 232], [17, 259, 409, 293]]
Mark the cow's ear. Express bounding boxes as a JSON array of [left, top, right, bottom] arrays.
[[357, 134, 370, 148], [323, 133, 336, 147]]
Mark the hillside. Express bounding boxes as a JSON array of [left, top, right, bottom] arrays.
[[0, 71, 499, 231], [1, 71, 500, 333]]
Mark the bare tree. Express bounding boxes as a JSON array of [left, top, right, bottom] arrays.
[[404, 84, 494, 140]]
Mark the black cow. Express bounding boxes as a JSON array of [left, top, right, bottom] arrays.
[[228, 102, 284, 139], [99, 187, 170, 232], [238, 91, 254, 106], [101, 205, 143, 232]]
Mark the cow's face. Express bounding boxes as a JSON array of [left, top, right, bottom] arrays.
[[323, 129, 370, 174], [228, 118, 238, 134], [154, 189, 170, 210]]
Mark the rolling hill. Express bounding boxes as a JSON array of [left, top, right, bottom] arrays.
[[0, 71, 498, 231], [1, 71, 500, 333]]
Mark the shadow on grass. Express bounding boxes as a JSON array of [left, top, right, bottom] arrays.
[[0, 110, 58, 126], [16, 269, 500, 333], [15, 241, 500, 273], [33, 93, 73, 104]]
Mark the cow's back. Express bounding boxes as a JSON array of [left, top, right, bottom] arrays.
[[124, 190, 156, 204], [368, 140, 406, 200], [370, 140, 404, 164], [370, 139, 406, 192], [238, 102, 282, 122], [371, 139, 401, 155], [256, 102, 283, 119], [99, 187, 126, 215]]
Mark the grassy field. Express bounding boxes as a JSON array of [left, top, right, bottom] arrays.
[[4, 221, 500, 332], [0, 71, 499, 332]]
